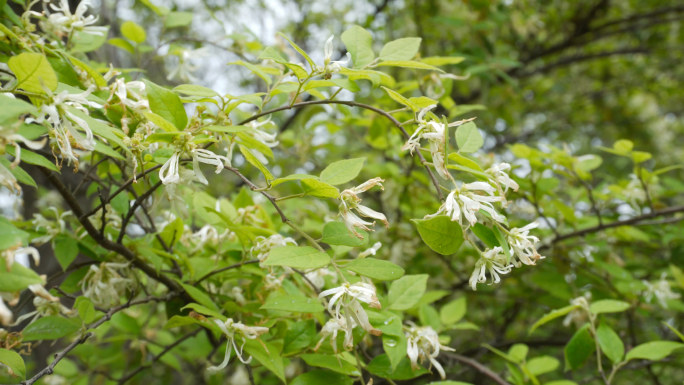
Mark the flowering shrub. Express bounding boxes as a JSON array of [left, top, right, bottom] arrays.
[[0, 1, 683, 385]]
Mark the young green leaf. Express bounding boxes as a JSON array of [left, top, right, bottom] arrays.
[[412, 215, 464, 255], [455, 122, 483, 153], [440, 297, 466, 325], [22, 316, 81, 341], [261, 293, 325, 313], [388, 274, 428, 310], [344, 258, 404, 281], [564, 324, 595, 370], [341, 26, 375, 68], [144, 80, 187, 130], [529, 304, 580, 334], [321, 221, 368, 247], [8, 52, 58, 94], [121, 21, 146, 43], [589, 299, 630, 314], [625, 341, 684, 362], [596, 323, 624, 364], [319, 157, 366, 185], [263, 246, 331, 269], [0, 348, 25, 380], [379, 37, 421, 61]]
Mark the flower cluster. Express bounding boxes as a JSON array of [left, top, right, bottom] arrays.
[[402, 105, 475, 180], [317, 282, 382, 351], [339, 178, 389, 238], [404, 323, 455, 379], [38, 0, 107, 39], [642, 274, 681, 308], [80, 262, 135, 308]]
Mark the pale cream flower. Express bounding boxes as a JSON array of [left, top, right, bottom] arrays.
[[469, 247, 514, 290], [339, 178, 388, 238], [207, 318, 269, 372], [405, 323, 455, 379], [319, 282, 382, 345], [507, 222, 544, 266], [642, 274, 680, 308], [429, 182, 506, 228], [485, 162, 519, 194]]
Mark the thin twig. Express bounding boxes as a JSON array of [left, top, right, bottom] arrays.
[[445, 352, 511, 385], [21, 333, 93, 385]]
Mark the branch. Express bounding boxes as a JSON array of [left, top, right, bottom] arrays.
[[543, 204, 684, 249], [194, 259, 259, 284], [517, 47, 649, 78], [39, 168, 185, 295], [116, 328, 202, 384], [21, 332, 93, 385], [238, 99, 444, 201], [445, 352, 511, 385]]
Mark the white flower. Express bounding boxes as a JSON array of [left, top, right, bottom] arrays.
[[485, 162, 519, 195], [44, 0, 106, 38], [159, 152, 181, 184], [0, 298, 13, 326], [642, 274, 680, 308], [563, 295, 590, 327], [401, 105, 475, 180], [358, 242, 382, 258], [191, 148, 230, 184], [305, 267, 338, 290], [319, 282, 382, 343], [507, 222, 544, 266], [109, 79, 149, 111], [322, 35, 350, 76], [469, 247, 514, 290], [167, 48, 206, 83], [80, 262, 135, 308], [405, 323, 455, 379], [246, 118, 279, 148], [339, 178, 389, 238], [315, 315, 352, 352], [1, 246, 40, 271], [207, 318, 269, 373], [429, 182, 506, 228], [251, 234, 297, 266]]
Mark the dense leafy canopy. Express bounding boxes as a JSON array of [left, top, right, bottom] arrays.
[[0, 1, 683, 385]]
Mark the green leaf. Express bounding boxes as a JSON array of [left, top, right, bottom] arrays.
[[290, 370, 353, 385], [261, 293, 324, 313], [180, 303, 224, 319], [22, 316, 80, 341], [381, 86, 417, 110], [455, 122, 483, 153], [375, 61, 443, 72], [179, 283, 219, 312], [277, 33, 316, 70], [529, 305, 579, 334], [589, 299, 630, 314], [263, 246, 331, 269], [301, 354, 359, 376], [383, 333, 408, 370], [527, 355, 559, 376], [284, 319, 316, 354], [301, 178, 339, 198], [244, 339, 286, 383], [0, 262, 43, 292], [597, 323, 624, 364], [0, 158, 36, 188], [625, 341, 684, 361], [471, 224, 498, 248], [0, 94, 36, 121], [173, 84, 219, 98], [160, 217, 183, 248], [165, 11, 193, 28], [0, 218, 28, 250], [121, 21, 146, 43], [341, 26, 375, 68], [420, 56, 466, 66], [239, 144, 274, 181], [344, 258, 404, 281], [440, 297, 466, 325], [144, 80, 187, 130], [0, 348, 25, 380], [379, 37, 421, 61], [412, 215, 464, 255], [74, 296, 98, 324], [71, 27, 108, 53], [53, 235, 79, 271], [8, 52, 57, 94], [271, 174, 318, 187], [321, 221, 368, 246], [388, 274, 428, 310], [108, 37, 135, 54], [564, 324, 595, 370], [366, 354, 428, 380], [5, 147, 54, 172], [319, 157, 366, 185]]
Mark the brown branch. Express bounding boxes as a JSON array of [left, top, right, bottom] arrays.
[[21, 332, 94, 385], [518, 47, 649, 78], [116, 328, 202, 384], [543, 204, 684, 249], [39, 168, 185, 295], [445, 352, 511, 385]]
